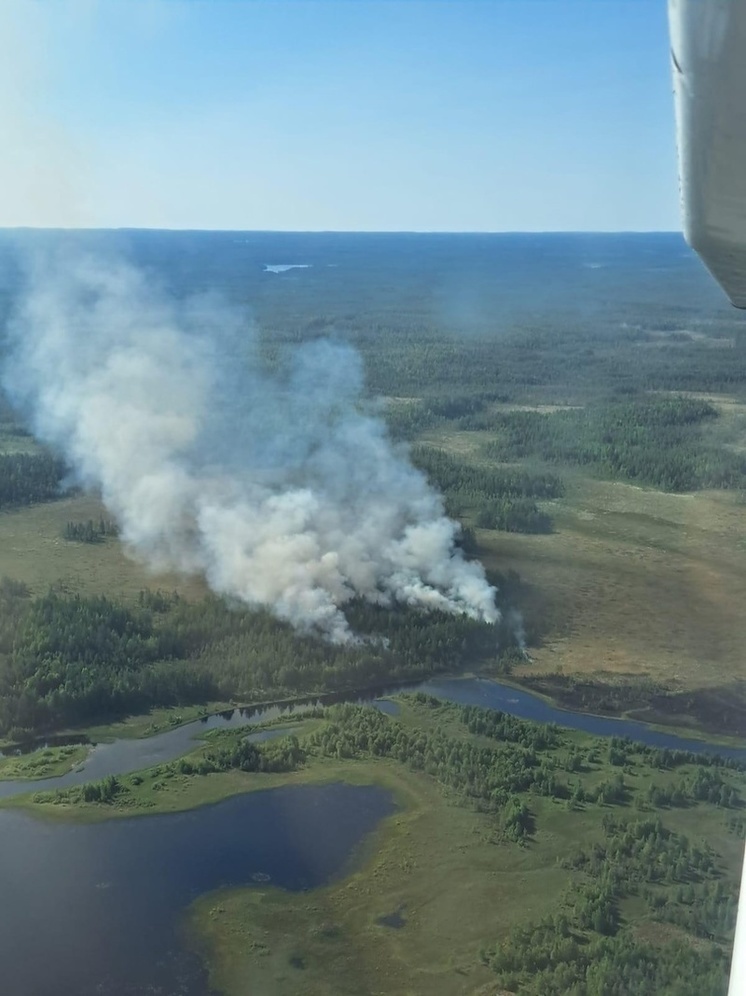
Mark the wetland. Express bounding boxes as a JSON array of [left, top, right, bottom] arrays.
[[1, 230, 745, 994]]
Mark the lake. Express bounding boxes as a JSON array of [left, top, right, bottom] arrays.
[[1, 675, 742, 993], [0, 676, 743, 994], [0, 782, 394, 996]]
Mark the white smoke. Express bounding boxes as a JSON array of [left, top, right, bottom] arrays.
[[3, 247, 499, 642]]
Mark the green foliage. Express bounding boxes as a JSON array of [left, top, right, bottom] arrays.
[[0, 586, 506, 737], [563, 815, 716, 886], [474, 497, 552, 533], [0, 452, 66, 507], [460, 701, 560, 750], [485, 919, 727, 995], [204, 733, 306, 774], [655, 881, 738, 941], [307, 702, 568, 819], [63, 518, 119, 543], [480, 398, 745, 492], [410, 445, 561, 533], [727, 813, 746, 838], [410, 447, 563, 501], [0, 590, 212, 733], [647, 765, 739, 809], [171, 594, 503, 703], [488, 810, 731, 993], [81, 774, 121, 803], [501, 796, 534, 842]]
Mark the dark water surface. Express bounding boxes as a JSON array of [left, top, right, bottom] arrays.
[[0, 695, 399, 800], [0, 782, 394, 996], [1, 677, 743, 805], [416, 678, 746, 760], [0, 683, 742, 994]]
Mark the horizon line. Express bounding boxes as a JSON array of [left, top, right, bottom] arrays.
[[1, 226, 685, 236]]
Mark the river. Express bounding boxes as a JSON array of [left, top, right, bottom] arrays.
[[1, 676, 743, 802], [1, 674, 743, 995]]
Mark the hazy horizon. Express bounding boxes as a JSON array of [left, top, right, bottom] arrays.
[[0, 227, 684, 235]]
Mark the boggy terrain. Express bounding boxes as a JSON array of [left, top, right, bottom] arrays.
[[0, 231, 745, 993], [519, 675, 746, 741], [2, 231, 746, 742], [7, 695, 744, 995]]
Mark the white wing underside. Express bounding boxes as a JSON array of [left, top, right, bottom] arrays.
[[670, 0, 746, 307], [669, 5, 746, 995]]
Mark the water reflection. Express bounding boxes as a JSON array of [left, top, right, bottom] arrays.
[[0, 696, 398, 799], [2, 678, 744, 802], [0, 782, 394, 996], [417, 678, 746, 759]]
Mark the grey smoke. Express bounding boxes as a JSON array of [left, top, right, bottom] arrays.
[[4, 248, 499, 642]]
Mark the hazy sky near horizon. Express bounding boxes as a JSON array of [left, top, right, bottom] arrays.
[[2, 1, 679, 232]]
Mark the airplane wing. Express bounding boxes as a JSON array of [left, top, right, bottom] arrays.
[[670, 0, 746, 307], [669, 4, 746, 994]]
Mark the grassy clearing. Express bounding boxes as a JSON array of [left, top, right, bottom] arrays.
[[0, 493, 208, 604], [187, 762, 576, 996], [479, 473, 746, 687], [424, 416, 746, 693], [495, 475, 746, 689], [0, 743, 89, 780]]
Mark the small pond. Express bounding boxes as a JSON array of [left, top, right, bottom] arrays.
[[0, 782, 394, 996], [0, 675, 743, 994]]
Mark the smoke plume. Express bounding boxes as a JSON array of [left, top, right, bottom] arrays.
[[4, 247, 499, 642]]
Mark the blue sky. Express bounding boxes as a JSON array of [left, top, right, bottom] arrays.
[[2, 1, 679, 231]]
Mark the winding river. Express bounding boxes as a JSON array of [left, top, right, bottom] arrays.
[[1, 676, 743, 803], [0, 675, 743, 995]]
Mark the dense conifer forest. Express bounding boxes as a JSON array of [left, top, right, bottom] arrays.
[[0, 452, 65, 508], [0, 585, 515, 739]]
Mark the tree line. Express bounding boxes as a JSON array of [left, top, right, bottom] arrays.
[[63, 518, 119, 543], [0, 584, 512, 739], [0, 452, 66, 508], [483, 914, 728, 995], [479, 397, 746, 492], [410, 446, 561, 533]]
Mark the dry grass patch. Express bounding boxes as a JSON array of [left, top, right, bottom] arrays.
[[0, 494, 208, 603], [480, 477, 746, 689]]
